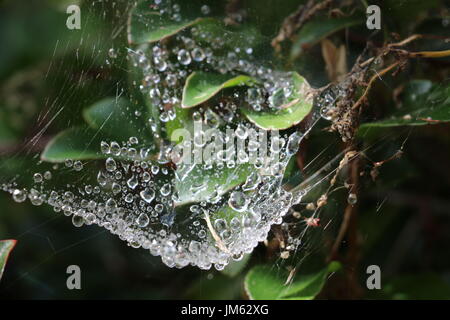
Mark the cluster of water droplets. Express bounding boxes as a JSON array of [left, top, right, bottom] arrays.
[[2, 129, 308, 269], [1, 0, 316, 269]]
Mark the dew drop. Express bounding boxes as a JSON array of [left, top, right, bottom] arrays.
[[136, 213, 150, 228], [348, 193, 357, 205], [105, 157, 117, 172], [228, 191, 249, 212], [177, 49, 192, 65], [33, 173, 43, 183], [140, 188, 155, 204], [12, 189, 27, 203], [72, 215, 84, 227]]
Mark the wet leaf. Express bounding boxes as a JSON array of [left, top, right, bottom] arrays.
[[0, 239, 16, 281], [245, 261, 341, 300], [83, 97, 152, 143], [174, 163, 252, 206], [128, 0, 221, 45], [290, 15, 364, 60], [359, 80, 450, 129], [165, 106, 193, 143], [182, 72, 253, 108], [242, 73, 314, 130], [41, 127, 108, 162], [192, 19, 270, 61]]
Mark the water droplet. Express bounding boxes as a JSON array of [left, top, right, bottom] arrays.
[[228, 191, 249, 212], [33, 173, 43, 183], [140, 188, 155, 204], [105, 157, 117, 172], [73, 161, 83, 171], [12, 189, 27, 203], [242, 172, 261, 191], [108, 48, 117, 59], [136, 213, 150, 227], [127, 175, 139, 189], [160, 183, 172, 196], [191, 47, 205, 62], [201, 5, 211, 15], [177, 49, 192, 65], [100, 141, 110, 154], [286, 131, 303, 156], [348, 193, 357, 205], [72, 215, 84, 227], [110, 141, 121, 156]]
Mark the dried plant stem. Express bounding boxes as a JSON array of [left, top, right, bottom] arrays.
[[352, 61, 400, 111], [409, 49, 450, 58], [388, 34, 422, 47], [204, 210, 230, 254]]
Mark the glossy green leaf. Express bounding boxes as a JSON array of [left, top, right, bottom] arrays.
[[128, 0, 221, 45], [242, 73, 314, 130], [174, 163, 253, 206], [182, 72, 253, 108], [0, 239, 16, 281], [127, 56, 162, 142], [83, 97, 152, 143], [165, 106, 193, 143], [290, 15, 364, 59], [192, 19, 270, 61], [360, 80, 450, 129], [245, 261, 341, 300], [41, 127, 108, 162]]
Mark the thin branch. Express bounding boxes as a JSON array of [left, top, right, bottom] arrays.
[[351, 61, 400, 110], [204, 210, 230, 254]]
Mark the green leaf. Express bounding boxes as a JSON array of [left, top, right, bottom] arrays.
[[127, 56, 162, 141], [165, 106, 193, 143], [359, 80, 450, 129], [41, 127, 108, 162], [174, 163, 252, 206], [221, 254, 252, 278], [83, 97, 152, 143], [245, 261, 341, 300], [0, 239, 16, 282], [182, 72, 253, 108], [128, 0, 221, 45], [242, 73, 314, 130], [192, 19, 270, 61], [290, 15, 364, 60]]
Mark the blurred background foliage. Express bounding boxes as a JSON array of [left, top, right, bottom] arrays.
[[0, 0, 449, 299]]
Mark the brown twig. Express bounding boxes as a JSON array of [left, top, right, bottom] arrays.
[[272, 0, 333, 52], [351, 61, 401, 111]]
